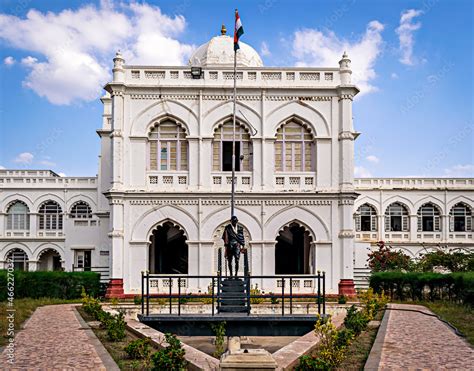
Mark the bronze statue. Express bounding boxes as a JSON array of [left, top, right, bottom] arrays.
[[222, 215, 245, 277]]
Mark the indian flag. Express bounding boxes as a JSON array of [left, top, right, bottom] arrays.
[[234, 9, 244, 51]]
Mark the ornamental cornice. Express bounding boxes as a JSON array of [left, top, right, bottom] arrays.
[[339, 230, 355, 238], [129, 199, 199, 206], [338, 94, 353, 101], [264, 200, 332, 206], [266, 96, 332, 102], [110, 130, 123, 138], [128, 93, 332, 102], [201, 200, 262, 206], [110, 91, 124, 97], [338, 199, 355, 205], [338, 131, 356, 140], [130, 94, 198, 100], [108, 230, 124, 238]]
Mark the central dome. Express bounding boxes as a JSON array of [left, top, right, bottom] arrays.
[[188, 28, 263, 68]]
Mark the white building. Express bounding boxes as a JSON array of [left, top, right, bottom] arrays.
[[0, 29, 473, 297]]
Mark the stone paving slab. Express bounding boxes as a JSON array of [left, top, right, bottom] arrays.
[[365, 303, 474, 370], [1, 304, 118, 370]]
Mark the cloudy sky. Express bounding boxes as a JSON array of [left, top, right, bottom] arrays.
[[0, 0, 472, 177]]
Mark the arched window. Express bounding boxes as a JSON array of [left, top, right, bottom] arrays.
[[70, 201, 92, 219], [148, 119, 188, 171], [6, 248, 29, 271], [450, 203, 472, 232], [213, 121, 252, 171], [275, 119, 314, 172], [39, 201, 63, 230], [355, 204, 377, 232], [385, 203, 409, 232], [417, 203, 441, 232], [6, 201, 30, 230]]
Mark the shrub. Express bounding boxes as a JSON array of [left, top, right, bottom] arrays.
[[250, 285, 264, 304], [151, 333, 187, 371], [370, 271, 474, 305], [338, 295, 347, 304], [0, 270, 101, 301], [81, 288, 102, 318], [359, 288, 387, 319], [211, 321, 226, 358], [343, 305, 369, 335], [312, 315, 349, 368], [269, 292, 280, 305], [417, 249, 474, 273], [296, 354, 331, 370], [133, 295, 142, 305], [367, 241, 413, 272], [124, 337, 152, 359], [106, 311, 126, 342]]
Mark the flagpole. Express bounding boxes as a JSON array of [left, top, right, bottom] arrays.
[[231, 10, 238, 219]]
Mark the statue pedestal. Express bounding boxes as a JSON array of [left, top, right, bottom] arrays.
[[338, 279, 356, 297], [105, 278, 125, 299], [220, 338, 277, 370]]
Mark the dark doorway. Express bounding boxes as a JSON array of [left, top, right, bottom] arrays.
[[149, 222, 188, 274], [222, 141, 240, 171], [275, 223, 312, 274]]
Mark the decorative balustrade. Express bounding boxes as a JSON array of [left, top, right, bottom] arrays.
[[147, 172, 188, 188], [211, 172, 252, 191], [0, 176, 96, 187], [354, 177, 474, 189], [125, 67, 341, 87], [274, 172, 316, 191]]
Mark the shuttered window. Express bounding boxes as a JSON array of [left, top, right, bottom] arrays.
[[39, 201, 63, 230], [385, 203, 409, 232], [449, 203, 472, 232], [70, 201, 92, 219], [417, 203, 441, 232], [275, 120, 314, 172], [6, 201, 30, 230], [213, 121, 252, 171], [149, 120, 188, 171], [356, 204, 377, 232]]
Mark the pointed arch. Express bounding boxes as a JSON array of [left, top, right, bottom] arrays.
[[266, 100, 330, 137], [130, 99, 198, 137], [1, 194, 34, 212], [355, 196, 380, 214], [413, 196, 445, 214], [382, 196, 413, 214]]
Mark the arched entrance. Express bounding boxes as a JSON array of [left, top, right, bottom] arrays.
[[6, 248, 29, 271], [275, 223, 313, 274], [149, 221, 188, 274], [38, 248, 62, 271]]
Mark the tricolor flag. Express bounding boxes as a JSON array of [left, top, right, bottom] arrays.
[[234, 9, 244, 51]]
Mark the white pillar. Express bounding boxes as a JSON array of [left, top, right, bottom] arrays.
[[409, 215, 418, 240], [188, 138, 199, 187]]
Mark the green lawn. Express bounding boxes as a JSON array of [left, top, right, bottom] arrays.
[[0, 298, 80, 347], [420, 301, 474, 346]]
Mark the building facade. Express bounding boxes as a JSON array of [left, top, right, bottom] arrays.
[[0, 31, 473, 296]]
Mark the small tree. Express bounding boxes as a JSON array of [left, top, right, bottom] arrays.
[[367, 241, 412, 272], [151, 333, 187, 371]]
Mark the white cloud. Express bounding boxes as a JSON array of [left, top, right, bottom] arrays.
[[13, 152, 34, 164], [58, 172, 66, 177], [0, 165, 5, 169], [442, 164, 474, 177], [366, 155, 380, 164], [354, 166, 373, 178], [38, 159, 56, 167], [0, 2, 194, 105], [3, 56, 15, 65], [292, 20, 384, 95], [260, 41, 271, 57], [391, 72, 399, 79], [396, 9, 423, 66]]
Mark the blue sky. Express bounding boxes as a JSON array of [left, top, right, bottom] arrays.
[[0, 0, 472, 177]]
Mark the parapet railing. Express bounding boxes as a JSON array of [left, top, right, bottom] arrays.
[[140, 272, 326, 317]]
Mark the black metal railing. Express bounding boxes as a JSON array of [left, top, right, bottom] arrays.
[[72, 265, 110, 283], [140, 272, 326, 317]]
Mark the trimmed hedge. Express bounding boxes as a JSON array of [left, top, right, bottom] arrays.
[[0, 270, 101, 301], [370, 271, 474, 305]]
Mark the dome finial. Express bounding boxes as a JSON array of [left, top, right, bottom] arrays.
[[221, 24, 227, 35]]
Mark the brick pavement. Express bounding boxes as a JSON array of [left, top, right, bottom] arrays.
[[1, 304, 117, 370], [365, 303, 474, 370]]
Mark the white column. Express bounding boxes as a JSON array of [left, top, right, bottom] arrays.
[[30, 214, 38, 237], [442, 215, 449, 241], [0, 213, 4, 237], [251, 138, 262, 189], [187, 241, 200, 291], [409, 215, 418, 240], [377, 215, 384, 240], [28, 260, 38, 272], [262, 138, 275, 191], [110, 202, 124, 279], [261, 242, 276, 292], [200, 138, 213, 189], [128, 242, 148, 294], [188, 138, 199, 187]]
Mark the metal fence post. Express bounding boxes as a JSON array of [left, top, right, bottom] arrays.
[[317, 271, 321, 315], [289, 277, 293, 315], [146, 272, 150, 316], [281, 278, 285, 316], [141, 271, 144, 315], [169, 277, 172, 314], [211, 277, 215, 316], [178, 277, 181, 316], [322, 271, 326, 315]]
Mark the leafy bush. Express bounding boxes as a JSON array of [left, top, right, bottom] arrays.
[[250, 285, 264, 304], [338, 295, 347, 304], [296, 354, 331, 370], [133, 295, 142, 305], [343, 305, 369, 335], [367, 241, 413, 272], [0, 270, 101, 300], [124, 337, 152, 359], [312, 315, 349, 368], [370, 271, 474, 305], [151, 333, 187, 371], [211, 321, 226, 358], [359, 288, 388, 319], [81, 288, 102, 318], [106, 311, 126, 342], [417, 249, 474, 273]]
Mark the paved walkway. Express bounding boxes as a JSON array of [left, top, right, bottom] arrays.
[[365, 303, 474, 370], [1, 304, 118, 370]]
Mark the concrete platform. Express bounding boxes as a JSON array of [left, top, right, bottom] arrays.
[[138, 313, 323, 336]]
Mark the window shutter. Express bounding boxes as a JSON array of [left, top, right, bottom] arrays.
[[417, 216, 422, 231], [467, 216, 472, 232], [355, 214, 361, 231], [385, 215, 390, 232], [6, 215, 12, 230], [402, 215, 409, 231], [434, 216, 440, 231], [449, 216, 454, 232], [371, 215, 377, 231]]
